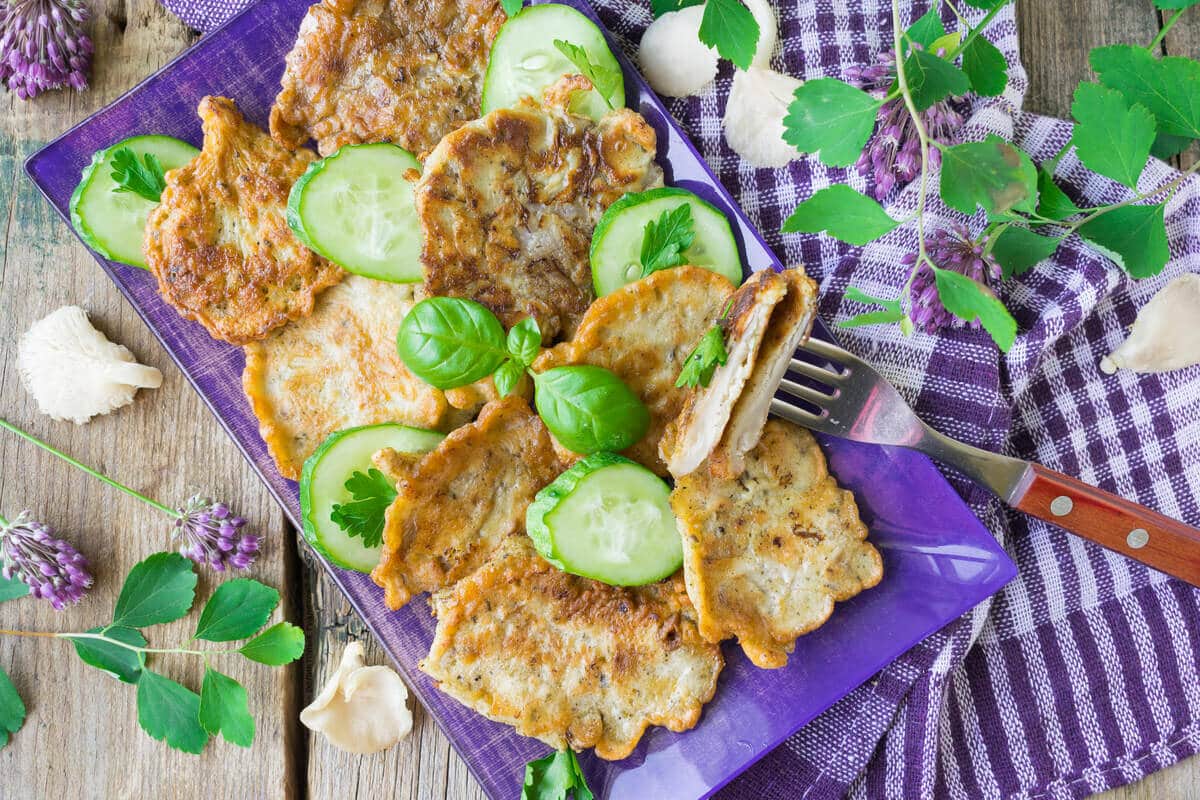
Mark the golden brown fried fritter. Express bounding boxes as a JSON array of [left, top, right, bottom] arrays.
[[671, 419, 882, 669], [533, 266, 734, 474], [371, 396, 563, 609], [270, 0, 506, 157], [242, 275, 451, 480], [416, 83, 664, 342], [145, 96, 342, 345], [422, 537, 723, 760]]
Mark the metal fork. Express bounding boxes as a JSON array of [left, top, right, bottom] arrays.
[[770, 336, 1200, 588]]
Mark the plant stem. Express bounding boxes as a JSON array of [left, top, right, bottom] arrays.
[[945, 0, 1012, 60], [0, 418, 178, 518], [1148, 8, 1186, 51], [1058, 160, 1200, 233], [892, 0, 935, 302], [0, 513, 7, 528], [0, 629, 60, 639], [57, 632, 219, 657]]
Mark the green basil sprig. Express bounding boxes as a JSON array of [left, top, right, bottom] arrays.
[[531, 366, 650, 454], [396, 297, 508, 389]]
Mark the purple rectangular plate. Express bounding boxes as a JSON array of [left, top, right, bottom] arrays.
[[25, 1, 1017, 796]]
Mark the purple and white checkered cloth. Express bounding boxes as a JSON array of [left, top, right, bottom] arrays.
[[162, 0, 1200, 797]]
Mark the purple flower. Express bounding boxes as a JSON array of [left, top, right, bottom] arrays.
[[0, 0, 92, 100], [907, 224, 1003, 333], [846, 51, 965, 199], [173, 495, 259, 572], [0, 512, 92, 610]]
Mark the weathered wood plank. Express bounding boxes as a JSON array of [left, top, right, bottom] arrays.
[[0, 1, 300, 797]]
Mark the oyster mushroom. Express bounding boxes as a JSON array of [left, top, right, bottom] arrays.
[[300, 641, 413, 754], [17, 306, 162, 425], [723, 66, 803, 168], [1100, 273, 1200, 374], [639, 6, 718, 98]]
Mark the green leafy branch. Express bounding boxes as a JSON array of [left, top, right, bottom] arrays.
[[0, 553, 304, 753], [780, 0, 1200, 352]]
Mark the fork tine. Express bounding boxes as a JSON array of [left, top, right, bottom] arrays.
[[777, 377, 834, 408], [797, 335, 852, 363], [788, 357, 844, 385], [769, 397, 825, 426]]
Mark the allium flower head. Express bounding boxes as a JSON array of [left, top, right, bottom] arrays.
[[907, 224, 1002, 333], [846, 50, 964, 199], [0, 0, 93, 100], [173, 494, 259, 572], [0, 511, 92, 610]]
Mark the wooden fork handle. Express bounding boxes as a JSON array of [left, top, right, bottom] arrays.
[[1011, 463, 1200, 587]]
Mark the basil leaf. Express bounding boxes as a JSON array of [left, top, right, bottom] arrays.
[[396, 297, 509, 389], [493, 359, 526, 399], [532, 366, 650, 454], [507, 317, 543, 366], [501, 0, 522, 16]]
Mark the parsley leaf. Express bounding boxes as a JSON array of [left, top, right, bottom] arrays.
[[0, 665, 25, 749], [698, 0, 760, 71], [199, 667, 255, 748], [111, 552, 198, 629], [329, 469, 397, 549], [1070, 82, 1155, 190], [932, 268, 1017, 351], [1078, 203, 1170, 278], [136, 670, 209, 754], [553, 40, 621, 110], [238, 622, 306, 666], [781, 185, 899, 245], [640, 204, 695, 277], [110, 148, 168, 203], [501, 0, 522, 17], [676, 325, 728, 388], [783, 79, 883, 167], [522, 750, 594, 800], [193, 579, 280, 642]]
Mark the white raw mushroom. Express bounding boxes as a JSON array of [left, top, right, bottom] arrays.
[[17, 305, 163, 425], [300, 641, 413, 754], [743, 0, 779, 69], [723, 67, 803, 168], [639, 5, 718, 98], [1100, 273, 1200, 375]]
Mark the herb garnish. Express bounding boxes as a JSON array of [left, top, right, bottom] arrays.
[[500, 0, 522, 17], [553, 39, 622, 110], [110, 148, 168, 202], [640, 203, 695, 277], [330, 469, 397, 549], [522, 749, 594, 800], [696, 0, 760, 71], [675, 325, 728, 388]]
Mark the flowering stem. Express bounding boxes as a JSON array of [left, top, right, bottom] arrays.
[[891, 0, 935, 301], [944, 0, 1012, 61], [0, 418, 179, 518], [0, 629, 232, 657], [1149, 8, 1186, 51]]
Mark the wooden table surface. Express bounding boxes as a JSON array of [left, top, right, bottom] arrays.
[[0, 1, 1196, 798]]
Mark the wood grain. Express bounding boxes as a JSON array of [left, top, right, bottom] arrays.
[[0, 0, 1197, 798]]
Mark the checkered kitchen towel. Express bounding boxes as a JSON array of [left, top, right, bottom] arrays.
[[163, 0, 1200, 797]]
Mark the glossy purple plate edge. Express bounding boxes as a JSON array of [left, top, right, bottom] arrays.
[[21, 0, 1019, 796]]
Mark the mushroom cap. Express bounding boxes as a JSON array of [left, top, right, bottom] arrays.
[[639, 6, 718, 98], [300, 641, 413, 755], [723, 67, 803, 168], [1101, 273, 1200, 374]]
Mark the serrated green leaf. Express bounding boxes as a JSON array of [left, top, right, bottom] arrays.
[[932, 268, 1017, 351], [939, 136, 1037, 217], [193, 579, 280, 642], [1036, 168, 1081, 221], [962, 36, 1008, 96], [928, 32, 962, 57], [640, 203, 695, 276], [238, 622, 306, 666], [990, 226, 1061, 279], [522, 749, 594, 800], [112, 552, 198, 629], [698, 0, 760, 71], [783, 79, 882, 167], [69, 626, 147, 683], [0, 665, 25, 749], [0, 575, 29, 603], [675, 326, 728, 389], [1151, 132, 1193, 160], [552, 40, 621, 110], [501, 0, 521, 16], [904, 49, 970, 112], [905, 7, 945, 49], [651, 0, 703, 15], [1091, 45, 1200, 139], [1078, 203, 1170, 278], [329, 469, 396, 549], [1070, 83, 1155, 190], [781, 185, 899, 245], [136, 670, 209, 754], [199, 668, 255, 748]]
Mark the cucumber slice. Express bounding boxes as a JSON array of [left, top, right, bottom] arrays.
[[287, 143, 424, 283], [69, 135, 199, 269], [527, 452, 682, 586], [300, 423, 445, 572], [482, 4, 624, 120], [590, 187, 744, 295]]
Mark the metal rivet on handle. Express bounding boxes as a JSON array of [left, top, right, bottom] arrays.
[[1127, 528, 1150, 549], [1050, 496, 1074, 516]]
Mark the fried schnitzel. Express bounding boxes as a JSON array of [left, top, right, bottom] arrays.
[[270, 0, 506, 157], [671, 419, 882, 668], [145, 96, 342, 345], [422, 536, 723, 759]]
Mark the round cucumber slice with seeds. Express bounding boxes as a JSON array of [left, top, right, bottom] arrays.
[[482, 3, 624, 120], [287, 143, 424, 283], [590, 187, 743, 295], [69, 135, 198, 269], [526, 452, 682, 586], [300, 423, 445, 572]]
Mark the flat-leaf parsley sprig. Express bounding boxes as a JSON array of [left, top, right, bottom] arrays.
[[0, 552, 304, 752], [0, 418, 260, 571], [780, 0, 1200, 352]]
